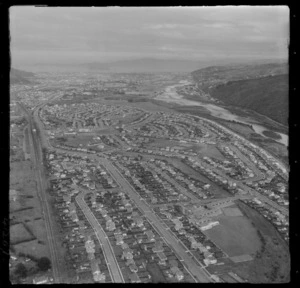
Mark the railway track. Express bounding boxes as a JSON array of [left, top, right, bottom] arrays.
[[19, 103, 62, 283]]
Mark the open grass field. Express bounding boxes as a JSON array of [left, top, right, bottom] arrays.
[[25, 219, 48, 241], [131, 100, 175, 113], [194, 143, 225, 160], [163, 158, 231, 198], [10, 223, 34, 244], [230, 254, 253, 263], [148, 139, 187, 149], [146, 263, 166, 283], [219, 273, 238, 283], [10, 161, 37, 196], [204, 215, 261, 257], [236, 201, 287, 243], [14, 239, 50, 258], [217, 120, 254, 138], [10, 201, 22, 212], [63, 135, 92, 147], [10, 148, 51, 263], [200, 202, 290, 283], [207, 201, 291, 283], [222, 207, 243, 217], [11, 198, 42, 221], [259, 142, 288, 165]]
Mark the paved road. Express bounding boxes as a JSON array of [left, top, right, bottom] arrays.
[[75, 191, 124, 283], [35, 104, 288, 218], [151, 194, 253, 208], [23, 90, 288, 285], [100, 158, 212, 283]]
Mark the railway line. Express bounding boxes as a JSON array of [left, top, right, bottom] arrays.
[[19, 103, 62, 283]]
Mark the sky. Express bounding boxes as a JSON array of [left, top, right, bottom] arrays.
[[10, 6, 289, 66]]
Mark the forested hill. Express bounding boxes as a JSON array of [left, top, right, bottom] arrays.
[[10, 68, 35, 84], [192, 63, 288, 92], [209, 74, 289, 126]]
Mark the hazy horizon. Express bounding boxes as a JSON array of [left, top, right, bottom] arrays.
[[10, 6, 289, 71]]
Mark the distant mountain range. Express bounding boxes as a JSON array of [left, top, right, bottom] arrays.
[[192, 63, 288, 125], [80, 58, 208, 73], [32, 58, 209, 73], [28, 57, 287, 73], [10, 68, 35, 84]]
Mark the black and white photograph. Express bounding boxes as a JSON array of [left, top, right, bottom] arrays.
[[9, 6, 289, 284]]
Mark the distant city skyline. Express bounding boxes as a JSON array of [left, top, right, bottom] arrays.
[[10, 6, 289, 67]]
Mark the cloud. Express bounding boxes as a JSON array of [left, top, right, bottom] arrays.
[[10, 6, 289, 65], [147, 23, 179, 30]]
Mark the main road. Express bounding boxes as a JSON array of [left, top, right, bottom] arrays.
[[75, 191, 124, 283], [99, 157, 212, 283], [21, 89, 287, 284]]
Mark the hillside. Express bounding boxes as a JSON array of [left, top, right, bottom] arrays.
[[10, 68, 35, 84], [209, 74, 289, 125], [192, 63, 288, 92]]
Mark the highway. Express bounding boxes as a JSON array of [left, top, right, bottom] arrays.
[[75, 191, 125, 283], [99, 157, 213, 283]]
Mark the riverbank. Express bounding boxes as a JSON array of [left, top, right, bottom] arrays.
[[262, 130, 282, 140], [168, 104, 289, 166], [180, 93, 288, 135], [156, 82, 288, 147]]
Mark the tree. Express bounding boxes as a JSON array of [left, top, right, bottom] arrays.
[[37, 257, 51, 271], [14, 263, 27, 278]]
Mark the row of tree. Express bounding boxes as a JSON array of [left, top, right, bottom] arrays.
[[13, 257, 51, 279]]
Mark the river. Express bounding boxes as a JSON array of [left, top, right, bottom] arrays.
[[156, 80, 288, 147]]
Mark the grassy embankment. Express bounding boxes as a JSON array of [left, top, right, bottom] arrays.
[[206, 201, 290, 283], [235, 201, 290, 283]]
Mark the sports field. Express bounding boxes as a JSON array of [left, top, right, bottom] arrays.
[[204, 215, 261, 257]]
